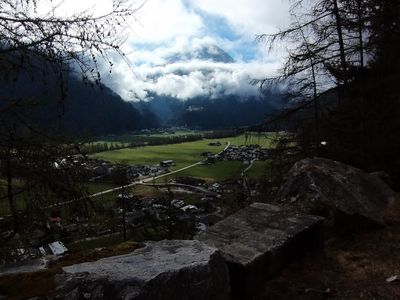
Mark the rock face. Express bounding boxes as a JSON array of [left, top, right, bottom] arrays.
[[275, 157, 396, 230], [53, 240, 230, 300], [195, 203, 323, 297]]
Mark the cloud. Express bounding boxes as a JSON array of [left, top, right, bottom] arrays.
[[125, 0, 291, 58], [103, 37, 281, 101], [188, 0, 290, 36], [128, 0, 204, 43], [26, 0, 291, 102], [97, 0, 291, 101]]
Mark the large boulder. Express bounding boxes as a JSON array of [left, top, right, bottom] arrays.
[[53, 240, 230, 300], [275, 157, 396, 231], [195, 202, 323, 298]]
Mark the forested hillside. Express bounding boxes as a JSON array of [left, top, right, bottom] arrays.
[[0, 71, 147, 136], [134, 90, 281, 129]]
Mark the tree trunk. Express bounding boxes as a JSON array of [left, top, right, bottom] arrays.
[[298, 25, 320, 144], [333, 0, 348, 84], [311, 63, 321, 144], [356, 0, 364, 67], [122, 188, 127, 242], [6, 141, 19, 238]]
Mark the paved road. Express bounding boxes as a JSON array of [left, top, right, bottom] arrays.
[[46, 141, 231, 208], [87, 141, 231, 198], [242, 159, 255, 175], [140, 182, 218, 196], [86, 161, 202, 199]]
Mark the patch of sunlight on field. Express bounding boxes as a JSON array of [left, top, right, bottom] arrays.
[[245, 161, 270, 180], [89, 132, 277, 183], [90, 139, 228, 169], [156, 161, 244, 183], [90, 133, 275, 167]]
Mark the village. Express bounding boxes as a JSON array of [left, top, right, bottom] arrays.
[[82, 158, 167, 183], [0, 147, 269, 267], [0, 173, 257, 268], [0, 188, 225, 267], [203, 143, 271, 164], [0, 137, 275, 270]]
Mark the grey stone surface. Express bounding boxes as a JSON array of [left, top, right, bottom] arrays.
[[195, 202, 323, 268], [276, 157, 396, 228], [195, 202, 323, 299], [53, 240, 230, 300]]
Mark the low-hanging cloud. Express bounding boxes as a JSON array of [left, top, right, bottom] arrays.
[[24, 0, 290, 103], [97, 0, 291, 102], [103, 37, 282, 101]]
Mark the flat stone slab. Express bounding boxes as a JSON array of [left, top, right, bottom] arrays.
[[195, 203, 323, 296], [54, 240, 230, 300]]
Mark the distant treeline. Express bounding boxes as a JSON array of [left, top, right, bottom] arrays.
[[203, 129, 243, 139], [83, 135, 202, 154], [83, 130, 242, 154]]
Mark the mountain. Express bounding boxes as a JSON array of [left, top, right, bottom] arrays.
[[0, 43, 279, 135], [166, 44, 234, 64], [132, 44, 282, 129], [33, 79, 145, 136], [0, 71, 147, 136], [134, 90, 280, 130]]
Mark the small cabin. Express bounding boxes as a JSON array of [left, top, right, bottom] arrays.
[[160, 160, 175, 167], [208, 141, 221, 146]]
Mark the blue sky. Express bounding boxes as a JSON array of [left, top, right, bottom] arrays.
[[127, 0, 290, 62], [50, 0, 291, 101], [100, 0, 292, 101], [36, 0, 291, 100]]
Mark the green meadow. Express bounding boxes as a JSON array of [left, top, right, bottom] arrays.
[[0, 133, 274, 215], [245, 161, 270, 180], [157, 161, 244, 183], [90, 133, 274, 181], [92, 130, 203, 144], [90, 139, 228, 169]]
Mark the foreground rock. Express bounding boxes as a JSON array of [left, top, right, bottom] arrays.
[[53, 240, 230, 300], [195, 203, 323, 298], [275, 157, 396, 231]]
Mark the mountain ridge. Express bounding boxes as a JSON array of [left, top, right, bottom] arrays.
[[165, 44, 235, 64]]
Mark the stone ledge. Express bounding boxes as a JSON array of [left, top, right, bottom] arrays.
[[195, 202, 324, 298], [53, 240, 230, 300]]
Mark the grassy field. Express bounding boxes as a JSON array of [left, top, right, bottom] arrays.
[[224, 133, 276, 148], [88, 141, 130, 148], [157, 161, 244, 183], [85, 130, 206, 151], [91, 131, 275, 149], [93, 130, 203, 143], [134, 130, 204, 138], [0, 133, 274, 215], [90, 133, 274, 168], [90, 133, 275, 182], [90, 139, 228, 169], [245, 161, 270, 181], [86, 183, 173, 207], [85, 182, 116, 194]]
